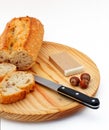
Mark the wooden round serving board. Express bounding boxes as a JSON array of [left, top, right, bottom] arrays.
[[0, 41, 100, 122]]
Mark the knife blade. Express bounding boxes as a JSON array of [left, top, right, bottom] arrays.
[[34, 75, 100, 109]]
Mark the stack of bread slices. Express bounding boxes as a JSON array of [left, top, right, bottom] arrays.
[[0, 16, 44, 104]]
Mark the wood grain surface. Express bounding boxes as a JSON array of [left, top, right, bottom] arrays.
[[0, 41, 100, 122]]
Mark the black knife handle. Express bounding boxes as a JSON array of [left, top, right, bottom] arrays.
[[57, 86, 100, 109]]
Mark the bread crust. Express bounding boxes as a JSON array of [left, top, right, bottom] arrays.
[[0, 90, 26, 104], [0, 16, 44, 70]]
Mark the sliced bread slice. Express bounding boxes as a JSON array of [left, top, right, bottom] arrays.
[[0, 71, 35, 104], [0, 63, 16, 81], [0, 87, 26, 104]]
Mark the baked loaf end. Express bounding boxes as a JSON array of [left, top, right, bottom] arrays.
[[0, 71, 35, 104], [0, 63, 16, 81], [0, 16, 44, 70]]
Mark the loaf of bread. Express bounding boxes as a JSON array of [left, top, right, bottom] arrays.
[[0, 16, 44, 70], [0, 63, 16, 81], [0, 71, 35, 104]]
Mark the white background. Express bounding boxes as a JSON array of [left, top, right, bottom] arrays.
[[0, 0, 109, 129]]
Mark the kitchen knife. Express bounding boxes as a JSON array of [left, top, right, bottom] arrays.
[[34, 76, 100, 109]]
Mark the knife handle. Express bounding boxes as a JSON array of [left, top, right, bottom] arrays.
[[57, 86, 100, 109]]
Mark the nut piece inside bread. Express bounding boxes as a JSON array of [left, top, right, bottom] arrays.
[[0, 16, 44, 70], [0, 71, 35, 104], [0, 63, 16, 81]]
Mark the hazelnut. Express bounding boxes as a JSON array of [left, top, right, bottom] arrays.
[[80, 73, 91, 81], [70, 76, 80, 86], [80, 79, 89, 89]]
